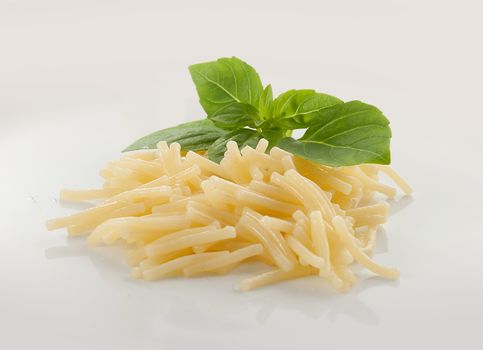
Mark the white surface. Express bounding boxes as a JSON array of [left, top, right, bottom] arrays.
[[1, 1, 482, 349]]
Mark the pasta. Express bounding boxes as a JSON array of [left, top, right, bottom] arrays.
[[46, 139, 412, 292]]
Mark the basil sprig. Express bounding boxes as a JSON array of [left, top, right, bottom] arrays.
[[124, 57, 391, 166]]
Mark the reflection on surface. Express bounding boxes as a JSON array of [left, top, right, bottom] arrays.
[[247, 272, 398, 325], [45, 237, 127, 281], [388, 195, 413, 216], [45, 239, 87, 258], [157, 270, 399, 329], [43, 165, 408, 329], [45, 236, 399, 327], [374, 227, 388, 254]]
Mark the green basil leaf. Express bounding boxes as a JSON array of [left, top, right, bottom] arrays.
[[272, 89, 342, 129], [189, 57, 263, 116], [209, 102, 259, 130], [260, 128, 287, 148], [207, 129, 263, 163], [278, 101, 391, 166], [258, 84, 273, 119], [123, 119, 228, 152]]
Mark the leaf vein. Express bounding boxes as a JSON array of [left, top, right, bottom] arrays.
[[194, 71, 241, 103], [301, 140, 386, 161], [320, 124, 386, 142]]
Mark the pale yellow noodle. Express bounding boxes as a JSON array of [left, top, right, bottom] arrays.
[[187, 201, 238, 226], [235, 189, 299, 216], [255, 139, 269, 153], [248, 165, 264, 181], [221, 156, 251, 184], [148, 224, 220, 247], [186, 206, 221, 226], [239, 266, 316, 291], [269, 146, 292, 160], [88, 214, 189, 246], [350, 167, 397, 198], [68, 203, 146, 236], [152, 198, 190, 214], [138, 248, 193, 268], [293, 157, 353, 195], [105, 186, 172, 204], [122, 150, 157, 161], [353, 215, 387, 227], [346, 202, 390, 218], [248, 180, 300, 204], [237, 215, 294, 271], [332, 216, 399, 279], [145, 226, 236, 257], [286, 235, 326, 270], [261, 216, 294, 233], [183, 244, 263, 276], [143, 252, 230, 281], [60, 187, 127, 201], [309, 211, 331, 269], [186, 151, 230, 179], [292, 223, 311, 248], [241, 146, 285, 174], [244, 211, 297, 264], [281, 156, 296, 171], [47, 138, 411, 292], [379, 165, 413, 195], [46, 200, 127, 231]]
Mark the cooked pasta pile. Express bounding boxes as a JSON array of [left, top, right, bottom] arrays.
[[46, 139, 412, 292]]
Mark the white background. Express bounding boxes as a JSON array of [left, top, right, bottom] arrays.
[[1, 1, 482, 349]]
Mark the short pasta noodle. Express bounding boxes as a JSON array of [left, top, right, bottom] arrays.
[[46, 139, 412, 292]]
